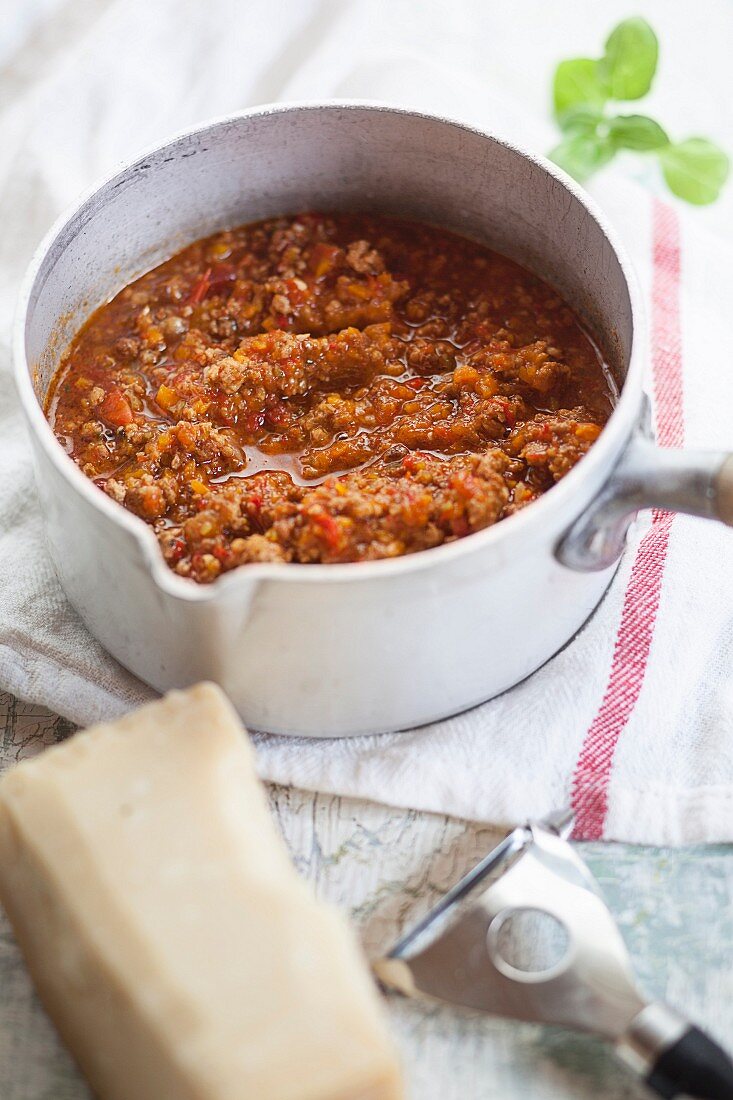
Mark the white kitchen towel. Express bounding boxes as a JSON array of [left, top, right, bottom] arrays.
[[1, 0, 732, 845]]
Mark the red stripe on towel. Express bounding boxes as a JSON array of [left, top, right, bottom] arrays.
[[570, 199, 684, 840]]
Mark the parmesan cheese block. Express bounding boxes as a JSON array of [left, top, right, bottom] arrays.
[[0, 683, 403, 1100]]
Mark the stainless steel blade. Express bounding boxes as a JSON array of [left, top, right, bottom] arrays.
[[375, 816, 646, 1040]]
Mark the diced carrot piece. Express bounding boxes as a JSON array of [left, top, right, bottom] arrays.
[[453, 365, 479, 387], [176, 424, 196, 450], [156, 384, 177, 411], [345, 281, 372, 299]]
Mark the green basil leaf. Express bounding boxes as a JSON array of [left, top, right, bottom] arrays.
[[608, 114, 669, 151], [553, 58, 608, 118], [600, 17, 658, 100], [660, 138, 730, 205], [550, 133, 615, 182], [558, 104, 604, 138]]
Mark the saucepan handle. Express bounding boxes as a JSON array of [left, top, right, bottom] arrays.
[[717, 455, 733, 526], [557, 434, 733, 571]]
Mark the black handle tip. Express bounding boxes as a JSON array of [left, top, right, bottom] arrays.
[[648, 1025, 733, 1099]]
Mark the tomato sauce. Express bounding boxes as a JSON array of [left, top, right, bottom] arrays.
[[48, 213, 613, 581]]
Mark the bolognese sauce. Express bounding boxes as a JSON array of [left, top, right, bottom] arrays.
[[47, 213, 613, 582]]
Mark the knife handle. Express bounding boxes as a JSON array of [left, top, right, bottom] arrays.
[[646, 1026, 733, 1099], [617, 1005, 733, 1099]]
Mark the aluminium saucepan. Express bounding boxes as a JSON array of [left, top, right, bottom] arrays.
[[13, 103, 733, 737]]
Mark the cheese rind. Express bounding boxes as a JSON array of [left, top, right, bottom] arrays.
[[0, 683, 403, 1100]]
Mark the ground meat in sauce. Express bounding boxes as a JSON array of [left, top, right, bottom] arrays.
[[47, 213, 613, 583]]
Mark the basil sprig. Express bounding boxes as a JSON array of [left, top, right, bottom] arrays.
[[549, 17, 729, 205]]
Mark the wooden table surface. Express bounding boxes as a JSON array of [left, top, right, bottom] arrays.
[[1, 691, 732, 1100]]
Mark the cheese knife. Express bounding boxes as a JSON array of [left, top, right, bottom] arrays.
[[375, 811, 733, 1098]]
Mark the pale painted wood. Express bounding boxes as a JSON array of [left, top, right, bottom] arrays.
[[1, 692, 731, 1099]]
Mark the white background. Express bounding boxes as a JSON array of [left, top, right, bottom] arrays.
[[2, 0, 732, 238]]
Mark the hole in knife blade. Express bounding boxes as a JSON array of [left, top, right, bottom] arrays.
[[488, 907, 570, 981]]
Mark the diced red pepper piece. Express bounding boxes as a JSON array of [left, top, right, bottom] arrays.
[[207, 263, 236, 293], [308, 243, 341, 278], [432, 424, 453, 447], [265, 401, 291, 429], [242, 410, 266, 435], [99, 389, 134, 428], [188, 267, 212, 305], [284, 277, 306, 303], [168, 538, 186, 564], [313, 511, 341, 550], [496, 398, 516, 428]]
